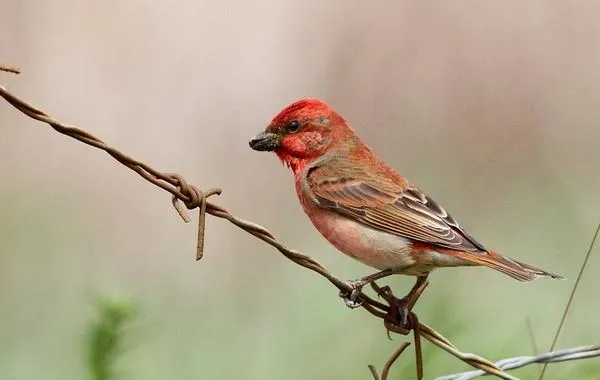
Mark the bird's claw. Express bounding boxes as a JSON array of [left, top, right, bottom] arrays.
[[375, 285, 393, 300], [339, 279, 367, 308]]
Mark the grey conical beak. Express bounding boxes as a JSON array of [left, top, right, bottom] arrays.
[[249, 132, 280, 152]]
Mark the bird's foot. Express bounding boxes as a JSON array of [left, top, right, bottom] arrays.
[[370, 282, 413, 329], [371, 284, 410, 327], [339, 279, 367, 308], [374, 284, 394, 302]]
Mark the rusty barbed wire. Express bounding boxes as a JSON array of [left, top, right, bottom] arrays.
[[0, 75, 595, 380], [369, 342, 412, 380], [0, 64, 21, 74]]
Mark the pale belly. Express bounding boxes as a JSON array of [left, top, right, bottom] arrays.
[[299, 193, 468, 275]]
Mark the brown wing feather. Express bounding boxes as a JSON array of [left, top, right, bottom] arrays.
[[306, 158, 486, 253]]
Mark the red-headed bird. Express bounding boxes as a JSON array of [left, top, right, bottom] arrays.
[[249, 98, 562, 309]]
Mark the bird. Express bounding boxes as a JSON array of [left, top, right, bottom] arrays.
[[249, 98, 562, 312]]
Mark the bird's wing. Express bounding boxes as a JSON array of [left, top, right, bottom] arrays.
[[306, 156, 487, 252]]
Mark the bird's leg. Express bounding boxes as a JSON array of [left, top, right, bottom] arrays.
[[391, 275, 429, 328], [340, 268, 396, 308]]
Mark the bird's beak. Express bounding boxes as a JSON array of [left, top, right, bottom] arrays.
[[249, 131, 280, 152]]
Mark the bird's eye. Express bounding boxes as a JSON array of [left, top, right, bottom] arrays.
[[286, 120, 300, 133]]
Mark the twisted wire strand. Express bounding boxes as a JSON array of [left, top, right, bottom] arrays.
[[435, 344, 600, 380]]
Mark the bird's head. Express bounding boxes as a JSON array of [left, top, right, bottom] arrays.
[[249, 98, 353, 172]]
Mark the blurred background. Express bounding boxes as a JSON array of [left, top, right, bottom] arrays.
[[1, 1, 599, 379]]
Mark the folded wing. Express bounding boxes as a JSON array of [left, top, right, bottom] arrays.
[[306, 156, 487, 253]]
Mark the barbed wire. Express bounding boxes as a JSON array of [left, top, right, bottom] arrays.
[[434, 344, 600, 380], [0, 64, 21, 74], [1, 69, 596, 379]]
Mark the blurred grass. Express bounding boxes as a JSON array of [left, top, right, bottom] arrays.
[[1, 176, 599, 379], [76, 286, 599, 380], [86, 295, 137, 380]]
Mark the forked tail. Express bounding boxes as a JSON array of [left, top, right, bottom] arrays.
[[452, 251, 564, 282]]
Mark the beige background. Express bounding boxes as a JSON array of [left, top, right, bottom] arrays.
[[1, 1, 599, 379]]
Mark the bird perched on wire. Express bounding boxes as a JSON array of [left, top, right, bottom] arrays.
[[249, 98, 562, 312]]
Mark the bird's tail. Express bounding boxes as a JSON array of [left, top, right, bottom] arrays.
[[452, 251, 564, 282]]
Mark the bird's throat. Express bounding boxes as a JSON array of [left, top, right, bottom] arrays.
[[276, 151, 311, 175]]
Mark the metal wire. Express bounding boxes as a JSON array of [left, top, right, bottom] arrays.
[[538, 223, 600, 379], [435, 344, 600, 380], [0, 64, 21, 74]]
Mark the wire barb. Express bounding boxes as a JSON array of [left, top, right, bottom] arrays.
[[0, 64, 21, 74], [1, 77, 596, 380], [369, 342, 411, 380]]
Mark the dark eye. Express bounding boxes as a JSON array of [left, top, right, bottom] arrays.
[[286, 120, 300, 133]]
